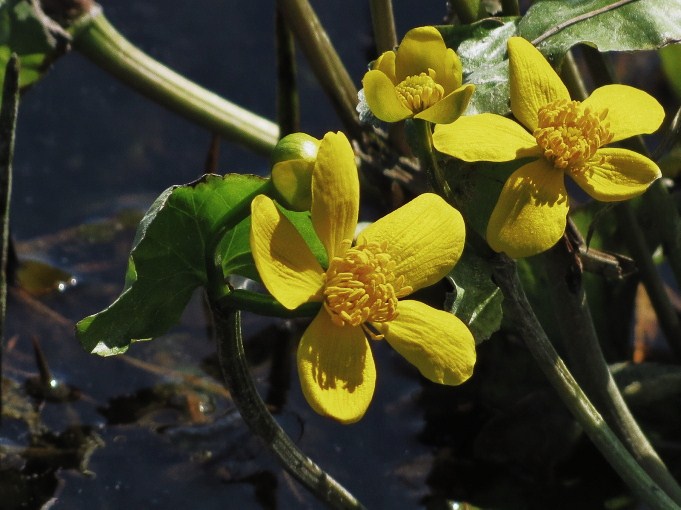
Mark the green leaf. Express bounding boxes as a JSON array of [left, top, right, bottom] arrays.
[[660, 43, 681, 101], [445, 250, 503, 344], [520, 0, 681, 61], [0, 0, 66, 92], [76, 173, 267, 356], [438, 18, 520, 115]]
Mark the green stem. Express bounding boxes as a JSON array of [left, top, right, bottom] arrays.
[[491, 255, 678, 509], [275, 4, 300, 137], [448, 0, 484, 24], [215, 289, 321, 318], [369, 0, 398, 54], [410, 119, 452, 200], [278, 0, 360, 137], [70, 8, 278, 155], [541, 241, 681, 505], [211, 305, 366, 510], [0, 54, 20, 420]]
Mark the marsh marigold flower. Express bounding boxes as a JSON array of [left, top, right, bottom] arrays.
[[362, 26, 475, 124], [250, 131, 476, 423], [432, 37, 664, 258]]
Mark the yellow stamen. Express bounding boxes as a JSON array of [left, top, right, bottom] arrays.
[[323, 240, 412, 334], [534, 99, 613, 171], [394, 69, 445, 113]]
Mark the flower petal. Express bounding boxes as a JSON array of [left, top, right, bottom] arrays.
[[297, 311, 376, 424], [441, 47, 463, 93], [250, 195, 324, 309], [374, 300, 476, 385], [583, 84, 665, 143], [362, 69, 413, 122], [311, 132, 360, 260], [433, 113, 541, 162], [487, 159, 569, 258], [395, 26, 448, 82], [271, 159, 313, 211], [570, 148, 661, 202], [414, 84, 474, 124], [508, 37, 569, 131], [374, 50, 397, 82], [358, 193, 465, 293]]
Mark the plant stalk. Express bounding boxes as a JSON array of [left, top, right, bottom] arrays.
[[71, 7, 279, 155], [0, 54, 20, 420], [369, 0, 398, 54], [275, 3, 300, 137], [491, 255, 678, 510], [411, 119, 452, 200], [541, 239, 681, 505], [211, 304, 365, 510], [278, 0, 361, 137]]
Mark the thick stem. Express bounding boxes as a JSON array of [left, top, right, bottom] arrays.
[[369, 0, 397, 54], [211, 304, 366, 510], [0, 55, 20, 420], [491, 255, 678, 510], [541, 240, 681, 505], [448, 0, 484, 24], [71, 8, 279, 155], [278, 0, 361, 138]]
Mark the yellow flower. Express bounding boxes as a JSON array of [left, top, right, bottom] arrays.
[[250, 131, 476, 423], [432, 37, 664, 258], [362, 26, 475, 124]]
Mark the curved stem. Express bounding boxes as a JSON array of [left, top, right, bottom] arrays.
[[71, 8, 279, 155], [541, 239, 681, 505], [211, 304, 366, 510], [410, 119, 452, 200], [491, 254, 678, 510]]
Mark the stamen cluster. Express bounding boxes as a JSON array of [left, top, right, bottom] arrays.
[[323, 241, 412, 330], [534, 99, 613, 171], [394, 70, 445, 113]]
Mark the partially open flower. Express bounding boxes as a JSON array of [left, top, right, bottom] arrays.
[[271, 133, 321, 211], [433, 37, 664, 258], [362, 26, 474, 124]]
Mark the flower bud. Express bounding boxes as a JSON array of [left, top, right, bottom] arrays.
[[271, 133, 321, 211]]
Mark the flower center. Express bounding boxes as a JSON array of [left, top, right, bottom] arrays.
[[323, 241, 412, 332], [533, 99, 613, 171], [394, 69, 445, 113]]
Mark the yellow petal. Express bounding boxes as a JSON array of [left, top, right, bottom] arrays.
[[569, 148, 661, 202], [508, 37, 569, 131], [414, 84, 474, 124], [362, 69, 413, 122], [297, 311, 376, 424], [583, 84, 665, 143], [357, 193, 465, 293], [487, 158, 569, 258], [433, 113, 541, 162], [271, 159, 313, 211], [250, 195, 324, 309], [394, 26, 449, 82], [311, 132, 360, 260], [441, 47, 463, 93], [374, 50, 397, 82], [374, 300, 476, 385]]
